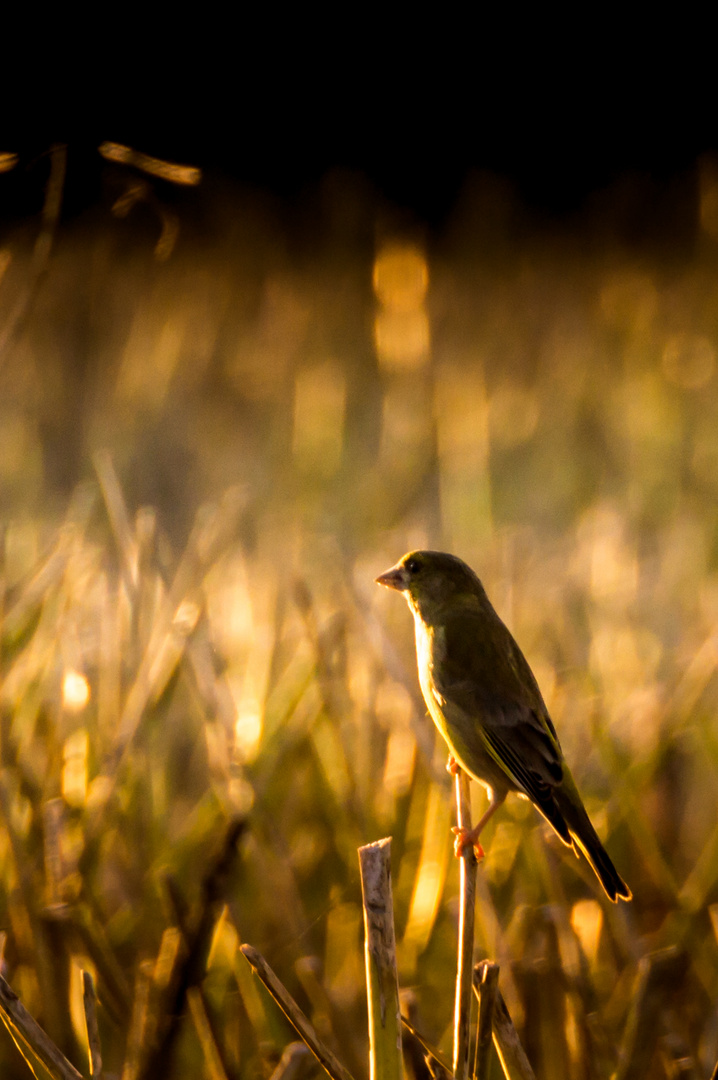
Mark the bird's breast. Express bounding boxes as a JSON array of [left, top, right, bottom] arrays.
[[413, 618, 446, 715]]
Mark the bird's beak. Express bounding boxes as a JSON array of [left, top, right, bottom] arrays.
[[375, 564, 408, 591]]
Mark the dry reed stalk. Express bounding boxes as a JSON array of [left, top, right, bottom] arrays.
[[359, 838, 403, 1080], [473, 962, 535, 1080], [474, 961, 499, 1080]]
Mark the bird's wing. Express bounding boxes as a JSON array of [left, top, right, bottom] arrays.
[[433, 608, 569, 835]]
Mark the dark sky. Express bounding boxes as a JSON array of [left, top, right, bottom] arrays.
[[5, 21, 718, 225]]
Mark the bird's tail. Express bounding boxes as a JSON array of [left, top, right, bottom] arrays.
[[555, 786, 632, 903]]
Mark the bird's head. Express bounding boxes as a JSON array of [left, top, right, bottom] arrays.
[[375, 550, 486, 619]]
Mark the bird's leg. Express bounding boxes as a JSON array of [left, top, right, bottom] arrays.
[[451, 790, 506, 860]]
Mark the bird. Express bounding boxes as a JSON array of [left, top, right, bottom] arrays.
[[375, 549, 631, 902]]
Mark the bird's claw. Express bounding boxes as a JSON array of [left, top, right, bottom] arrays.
[[446, 754, 461, 776], [451, 826, 485, 860]]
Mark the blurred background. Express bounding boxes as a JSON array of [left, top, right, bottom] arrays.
[[2, 30, 718, 1079]]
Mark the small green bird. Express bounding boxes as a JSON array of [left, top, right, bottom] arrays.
[[376, 550, 631, 902]]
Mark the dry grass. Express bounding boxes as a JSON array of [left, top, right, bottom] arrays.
[[0, 163, 718, 1077]]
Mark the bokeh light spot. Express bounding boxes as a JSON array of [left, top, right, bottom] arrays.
[[373, 244, 428, 309], [570, 899, 603, 967], [62, 670, 90, 712], [373, 244, 430, 371]]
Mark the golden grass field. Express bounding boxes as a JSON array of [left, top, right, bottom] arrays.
[[1, 158, 718, 1077]]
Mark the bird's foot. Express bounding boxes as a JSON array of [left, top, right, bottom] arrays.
[[451, 825, 485, 861], [446, 754, 461, 776]]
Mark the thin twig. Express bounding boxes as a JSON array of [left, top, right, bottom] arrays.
[[359, 838, 403, 1080], [472, 963, 535, 1080], [400, 1016, 452, 1077], [240, 944, 356, 1080], [473, 962, 499, 1080], [0, 972, 83, 1080], [82, 970, 103, 1078], [99, 142, 202, 186], [453, 771, 477, 1080]]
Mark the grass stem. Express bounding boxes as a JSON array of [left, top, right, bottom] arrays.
[[240, 944, 356, 1080], [453, 771, 477, 1080]]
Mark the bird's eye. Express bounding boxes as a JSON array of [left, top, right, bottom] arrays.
[[405, 558, 420, 575]]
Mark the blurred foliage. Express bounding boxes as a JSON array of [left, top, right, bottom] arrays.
[[1, 156, 718, 1077]]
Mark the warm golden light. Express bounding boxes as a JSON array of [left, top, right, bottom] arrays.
[[62, 729, 89, 807], [599, 270, 658, 335], [590, 626, 661, 696], [374, 677, 414, 729], [324, 901, 364, 1007], [374, 309, 430, 370], [155, 927, 183, 989], [3, 162, 718, 1070], [435, 362, 492, 544], [233, 696, 263, 763], [379, 383, 432, 472], [69, 960, 92, 1057], [709, 903, 718, 946], [0, 415, 43, 489], [401, 784, 450, 966], [579, 505, 638, 610], [4, 519, 38, 586], [207, 906, 239, 970], [485, 821, 521, 886], [382, 726, 416, 800], [435, 363, 489, 464], [373, 243, 430, 370], [373, 244, 428, 309], [62, 670, 91, 712], [98, 142, 202, 186], [570, 899, 603, 967], [293, 360, 346, 474], [204, 553, 254, 655], [662, 333, 715, 389], [173, 598, 201, 635], [117, 314, 185, 406], [488, 380, 540, 447]]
